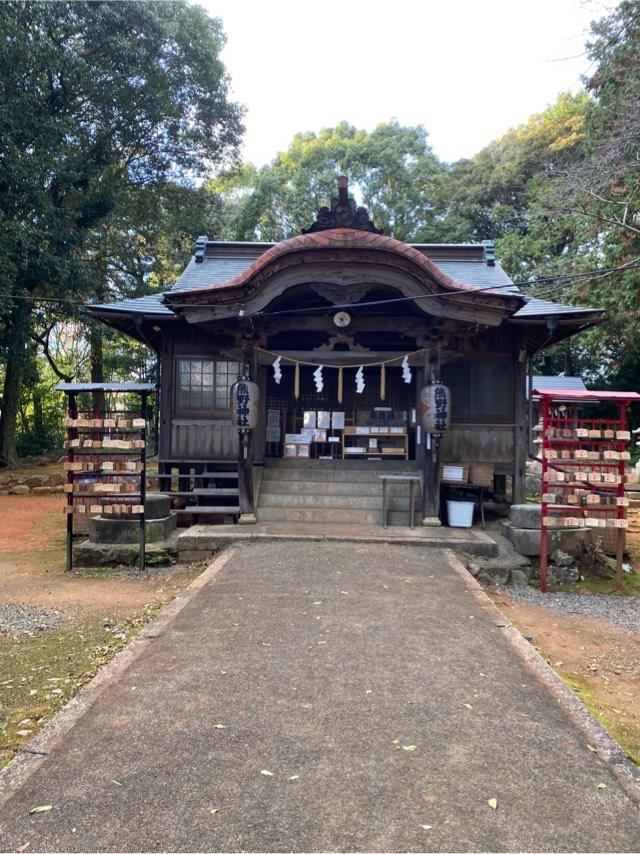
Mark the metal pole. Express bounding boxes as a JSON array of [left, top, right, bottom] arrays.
[[539, 395, 550, 593], [66, 392, 78, 573], [616, 402, 626, 591], [139, 392, 148, 572]]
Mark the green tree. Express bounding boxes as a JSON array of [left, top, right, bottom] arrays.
[[433, 92, 589, 243], [0, 0, 243, 466], [217, 122, 446, 242]]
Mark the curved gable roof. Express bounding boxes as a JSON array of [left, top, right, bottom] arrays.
[[164, 228, 517, 304]]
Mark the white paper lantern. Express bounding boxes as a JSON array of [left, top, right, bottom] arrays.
[[231, 378, 259, 431], [419, 384, 451, 433]]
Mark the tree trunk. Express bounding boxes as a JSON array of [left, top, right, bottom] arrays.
[[0, 299, 30, 468], [563, 348, 574, 376], [33, 385, 45, 443], [89, 321, 106, 416]]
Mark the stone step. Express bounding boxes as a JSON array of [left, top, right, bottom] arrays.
[[173, 506, 240, 515], [265, 459, 417, 472], [262, 468, 412, 484], [257, 506, 419, 525], [258, 492, 418, 510], [261, 480, 414, 497]]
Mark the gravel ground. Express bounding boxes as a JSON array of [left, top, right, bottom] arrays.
[[0, 602, 69, 639], [500, 585, 640, 633]]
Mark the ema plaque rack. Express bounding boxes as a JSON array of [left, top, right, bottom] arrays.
[[532, 388, 640, 592], [56, 382, 155, 572]]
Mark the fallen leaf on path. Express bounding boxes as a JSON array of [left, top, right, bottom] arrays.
[[112, 780, 122, 786], [587, 745, 598, 753], [420, 825, 433, 831], [209, 808, 221, 814], [462, 703, 472, 710], [597, 783, 607, 790], [487, 798, 498, 810], [402, 745, 418, 752], [288, 775, 299, 781], [16, 842, 31, 851], [260, 770, 274, 776], [213, 724, 227, 729], [29, 805, 52, 815]]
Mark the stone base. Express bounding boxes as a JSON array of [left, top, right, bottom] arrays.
[[510, 504, 541, 529], [89, 513, 176, 545], [504, 523, 592, 556], [421, 516, 442, 527], [72, 536, 178, 568]]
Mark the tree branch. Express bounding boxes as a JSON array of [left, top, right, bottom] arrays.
[[30, 326, 74, 382]]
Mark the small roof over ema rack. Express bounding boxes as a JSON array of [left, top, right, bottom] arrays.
[[55, 382, 155, 393], [531, 388, 640, 404]]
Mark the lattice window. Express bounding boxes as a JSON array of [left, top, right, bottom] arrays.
[[176, 359, 240, 412]]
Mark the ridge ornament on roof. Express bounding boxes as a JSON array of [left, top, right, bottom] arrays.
[[302, 176, 383, 235]]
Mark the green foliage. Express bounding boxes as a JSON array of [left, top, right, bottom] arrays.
[[214, 122, 446, 241], [433, 93, 589, 243], [0, 0, 243, 465]]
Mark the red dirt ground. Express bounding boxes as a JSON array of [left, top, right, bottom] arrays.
[[0, 494, 196, 617]]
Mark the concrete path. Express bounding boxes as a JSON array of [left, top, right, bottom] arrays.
[[1, 542, 639, 852]]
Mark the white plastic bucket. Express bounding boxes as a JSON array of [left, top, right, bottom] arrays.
[[447, 500, 474, 528]]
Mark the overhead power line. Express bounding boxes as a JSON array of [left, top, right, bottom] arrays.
[[0, 259, 639, 312]]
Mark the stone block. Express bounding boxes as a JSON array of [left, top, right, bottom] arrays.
[[510, 569, 530, 586], [550, 549, 574, 567], [9, 485, 30, 495], [505, 524, 592, 556], [178, 549, 214, 563], [477, 565, 510, 585], [510, 504, 541, 529], [25, 475, 48, 489], [142, 494, 171, 520], [32, 486, 54, 495], [89, 513, 176, 544]]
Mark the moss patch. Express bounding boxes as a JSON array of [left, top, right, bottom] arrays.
[[0, 591, 196, 771], [554, 573, 640, 597], [561, 673, 640, 766]]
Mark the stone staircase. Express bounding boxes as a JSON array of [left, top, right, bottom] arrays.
[[257, 459, 422, 526]]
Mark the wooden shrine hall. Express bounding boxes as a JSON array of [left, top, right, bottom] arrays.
[[88, 177, 603, 527]]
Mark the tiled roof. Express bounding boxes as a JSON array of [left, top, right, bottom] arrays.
[[87, 237, 601, 323], [525, 376, 587, 399], [531, 389, 640, 403], [167, 229, 507, 298], [55, 382, 155, 392], [514, 296, 601, 318]]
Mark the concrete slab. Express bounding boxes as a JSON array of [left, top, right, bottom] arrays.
[[1, 542, 639, 852], [176, 521, 499, 559]]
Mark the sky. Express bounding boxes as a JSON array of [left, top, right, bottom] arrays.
[[200, 0, 613, 167]]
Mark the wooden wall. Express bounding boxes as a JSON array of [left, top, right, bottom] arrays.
[[158, 320, 242, 462], [170, 418, 237, 459], [440, 424, 514, 474]]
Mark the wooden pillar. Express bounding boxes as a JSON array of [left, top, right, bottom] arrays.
[[421, 348, 442, 527], [237, 340, 257, 523], [238, 431, 255, 520], [512, 349, 527, 504]]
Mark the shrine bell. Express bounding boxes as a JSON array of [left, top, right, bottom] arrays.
[[419, 383, 451, 433]]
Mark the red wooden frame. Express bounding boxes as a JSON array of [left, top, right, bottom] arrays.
[[533, 389, 640, 592]]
